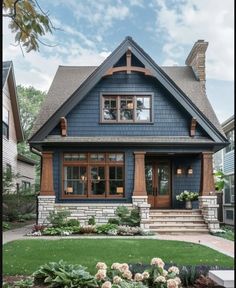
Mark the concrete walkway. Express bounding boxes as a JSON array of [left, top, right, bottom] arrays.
[[3, 225, 234, 258]]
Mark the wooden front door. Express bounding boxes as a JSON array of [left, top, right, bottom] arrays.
[[145, 160, 171, 208]]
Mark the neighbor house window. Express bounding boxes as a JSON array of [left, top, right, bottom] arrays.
[[225, 129, 234, 153], [224, 174, 234, 203], [102, 94, 152, 123], [22, 181, 31, 190], [3, 107, 9, 139], [63, 152, 124, 198]]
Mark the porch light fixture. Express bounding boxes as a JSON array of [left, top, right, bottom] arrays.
[[92, 175, 101, 183], [176, 167, 183, 175], [66, 186, 73, 194], [80, 175, 87, 183], [187, 167, 193, 175]]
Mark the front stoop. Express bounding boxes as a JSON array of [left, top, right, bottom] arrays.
[[148, 209, 209, 235]]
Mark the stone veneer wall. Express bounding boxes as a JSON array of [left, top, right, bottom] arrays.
[[54, 203, 133, 225], [198, 196, 220, 232], [37, 195, 151, 227]]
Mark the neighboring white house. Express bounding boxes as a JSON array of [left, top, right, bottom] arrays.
[[2, 61, 36, 191], [214, 115, 234, 225]]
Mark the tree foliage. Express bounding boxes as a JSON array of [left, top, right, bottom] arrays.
[[3, 0, 56, 53], [17, 85, 46, 190]]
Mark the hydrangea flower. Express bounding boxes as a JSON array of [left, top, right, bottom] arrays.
[[113, 276, 122, 284], [96, 262, 107, 270], [134, 273, 143, 282], [150, 257, 165, 268], [168, 266, 179, 275], [122, 270, 133, 280], [95, 269, 106, 280], [154, 276, 166, 283], [167, 278, 179, 288], [101, 281, 112, 288]]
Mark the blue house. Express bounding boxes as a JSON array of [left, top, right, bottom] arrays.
[[29, 37, 228, 233]]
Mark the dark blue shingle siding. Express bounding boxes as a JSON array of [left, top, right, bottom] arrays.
[[50, 73, 208, 137]]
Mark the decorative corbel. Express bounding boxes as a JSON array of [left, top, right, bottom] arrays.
[[60, 117, 67, 136], [190, 117, 197, 137]]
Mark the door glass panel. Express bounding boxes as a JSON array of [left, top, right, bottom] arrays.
[[158, 165, 169, 195], [91, 166, 105, 195], [145, 165, 153, 195]]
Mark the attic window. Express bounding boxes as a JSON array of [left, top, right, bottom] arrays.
[[101, 94, 152, 123]]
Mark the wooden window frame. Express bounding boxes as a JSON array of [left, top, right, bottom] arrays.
[[100, 93, 154, 124], [62, 152, 125, 199]]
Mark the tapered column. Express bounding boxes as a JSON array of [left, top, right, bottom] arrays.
[[40, 151, 54, 195], [201, 152, 215, 196], [133, 152, 147, 196]]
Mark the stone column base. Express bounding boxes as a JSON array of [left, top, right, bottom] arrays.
[[132, 196, 150, 231], [199, 196, 220, 232], [37, 196, 56, 225]]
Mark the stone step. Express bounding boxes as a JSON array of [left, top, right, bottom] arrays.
[[149, 223, 207, 228], [150, 209, 201, 213], [148, 218, 205, 223], [150, 215, 203, 220]]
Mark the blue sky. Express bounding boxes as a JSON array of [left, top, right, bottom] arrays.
[[3, 0, 234, 123]]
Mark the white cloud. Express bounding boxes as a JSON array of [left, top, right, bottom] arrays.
[[152, 0, 234, 81], [3, 18, 110, 92]]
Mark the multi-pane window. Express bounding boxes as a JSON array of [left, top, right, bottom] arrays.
[[224, 174, 234, 203], [63, 153, 124, 198], [3, 107, 9, 139], [225, 129, 234, 153], [102, 95, 152, 123]]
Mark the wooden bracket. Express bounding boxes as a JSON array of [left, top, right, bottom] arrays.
[[190, 118, 197, 137], [60, 117, 67, 136], [104, 49, 153, 77]]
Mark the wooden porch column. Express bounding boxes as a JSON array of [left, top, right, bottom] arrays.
[[133, 152, 147, 196], [40, 151, 55, 195], [201, 152, 215, 196]]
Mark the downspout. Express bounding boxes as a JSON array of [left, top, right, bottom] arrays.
[[30, 146, 42, 225]]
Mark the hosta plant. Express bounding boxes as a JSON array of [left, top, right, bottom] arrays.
[[33, 260, 97, 288]]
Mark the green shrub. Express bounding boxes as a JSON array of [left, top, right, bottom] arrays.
[[7, 210, 20, 222], [20, 213, 36, 221], [88, 216, 96, 225], [47, 210, 71, 227], [33, 260, 97, 288], [79, 225, 96, 234], [3, 222, 10, 230], [108, 217, 120, 225], [66, 219, 80, 227], [115, 206, 140, 227], [96, 223, 118, 234]]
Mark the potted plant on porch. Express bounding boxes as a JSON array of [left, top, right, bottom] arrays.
[[176, 190, 199, 209]]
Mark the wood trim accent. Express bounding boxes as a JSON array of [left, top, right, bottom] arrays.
[[40, 151, 55, 195], [201, 152, 215, 196], [60, 117, 67, 136], [105, 66, 153, 76], [190, 117, 197, 137], [133, 152, 147, 196], [126, 49, 132, 73]]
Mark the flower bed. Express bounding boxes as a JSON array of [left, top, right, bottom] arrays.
[[3, 257, 183, 288]]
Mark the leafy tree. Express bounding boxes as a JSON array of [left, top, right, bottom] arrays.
[[214, 170, 227, 192], [17, 85, 46, 191], [3, 0, 57, 53]]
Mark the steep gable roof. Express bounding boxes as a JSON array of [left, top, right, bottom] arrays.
[[2, 61, 24, 142], [30, 37, 226, 143]]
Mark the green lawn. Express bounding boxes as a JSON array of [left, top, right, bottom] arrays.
[[3, 239, 234, 275]]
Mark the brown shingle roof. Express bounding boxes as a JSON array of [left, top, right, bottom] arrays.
[[31, 65, 224, 137]]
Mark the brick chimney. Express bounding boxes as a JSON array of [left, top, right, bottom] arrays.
[[185, 40, 208, 89]]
